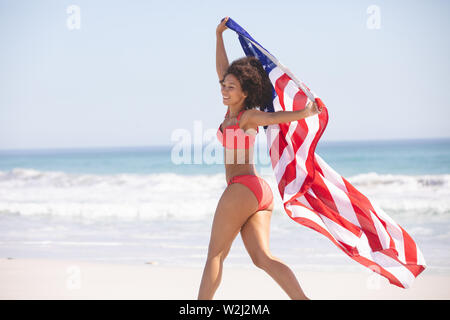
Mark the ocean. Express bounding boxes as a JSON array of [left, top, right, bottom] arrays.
[[0, 137, 449, 275]]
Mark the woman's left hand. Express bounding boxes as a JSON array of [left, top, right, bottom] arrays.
[[306, 99, 322, 116]]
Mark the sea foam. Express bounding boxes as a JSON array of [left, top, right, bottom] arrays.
[[0, 168, 449, 223]]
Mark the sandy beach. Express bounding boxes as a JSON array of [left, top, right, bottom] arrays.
[[0, 258, 448, 300]]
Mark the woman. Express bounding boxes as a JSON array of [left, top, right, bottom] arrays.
[[197, 17, 322, 300]]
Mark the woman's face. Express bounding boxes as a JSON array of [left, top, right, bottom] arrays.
[[221, 74, 247, 108]]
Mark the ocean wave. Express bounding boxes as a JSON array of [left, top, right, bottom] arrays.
[[346, 172, 450, 223], [348, 172, 450, 188], [0, 168, 449, 222], [0, 168, 229, 220]]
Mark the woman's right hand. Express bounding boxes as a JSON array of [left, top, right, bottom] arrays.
[[216, 17, 229, 35]]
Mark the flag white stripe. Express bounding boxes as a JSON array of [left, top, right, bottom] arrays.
[[370, 210, 391, 250], [371, 200, 406, 264], [319, 214, 361, 247], [268, 67, 284, 86], [272, 95, 282, 112], [315, 153, 349, 193], [369, 251, 416, 288], [283, 80, 299, 111], [284, 115, 319, 200], [320, 171, 361, 228]]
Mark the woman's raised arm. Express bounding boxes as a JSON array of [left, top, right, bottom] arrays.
[[216, 17, 230, 81]]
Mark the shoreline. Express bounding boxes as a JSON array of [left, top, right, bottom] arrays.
[[0, 258, 448, 300]]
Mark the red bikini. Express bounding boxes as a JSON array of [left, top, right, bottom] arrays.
[[227, 174, 273, 211], [216, 109, 259, 150], [217, 108, 273, 212]]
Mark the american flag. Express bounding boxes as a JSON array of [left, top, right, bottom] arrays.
[[225, 17, 426, 288]]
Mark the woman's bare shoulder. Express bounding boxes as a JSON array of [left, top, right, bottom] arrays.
[[240, 108, 266, 129], [241, 108, 271, 127]]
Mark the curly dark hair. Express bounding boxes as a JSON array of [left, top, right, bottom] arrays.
[[221, 56, 273, 112]]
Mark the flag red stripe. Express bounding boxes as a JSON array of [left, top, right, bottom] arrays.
[[274, 74, 291, 109]]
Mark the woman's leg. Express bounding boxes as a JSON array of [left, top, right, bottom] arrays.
[[197, 182, 259, 299], [240, 209, 309, 300]]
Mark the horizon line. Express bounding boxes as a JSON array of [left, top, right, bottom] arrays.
[[0, 136, 449, 153]]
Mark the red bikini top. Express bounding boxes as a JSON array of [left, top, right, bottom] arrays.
[[216, 109, 259, 150]]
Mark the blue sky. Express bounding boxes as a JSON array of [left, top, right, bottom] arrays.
[[0, 0, 449, 150]]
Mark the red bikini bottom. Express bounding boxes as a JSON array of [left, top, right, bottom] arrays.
[[227, 174, 274, 211]]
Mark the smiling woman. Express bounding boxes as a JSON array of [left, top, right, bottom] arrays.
[[197, 17, 321, 300], [219, 56, 273, 112], [219, 74, 247, 112]]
